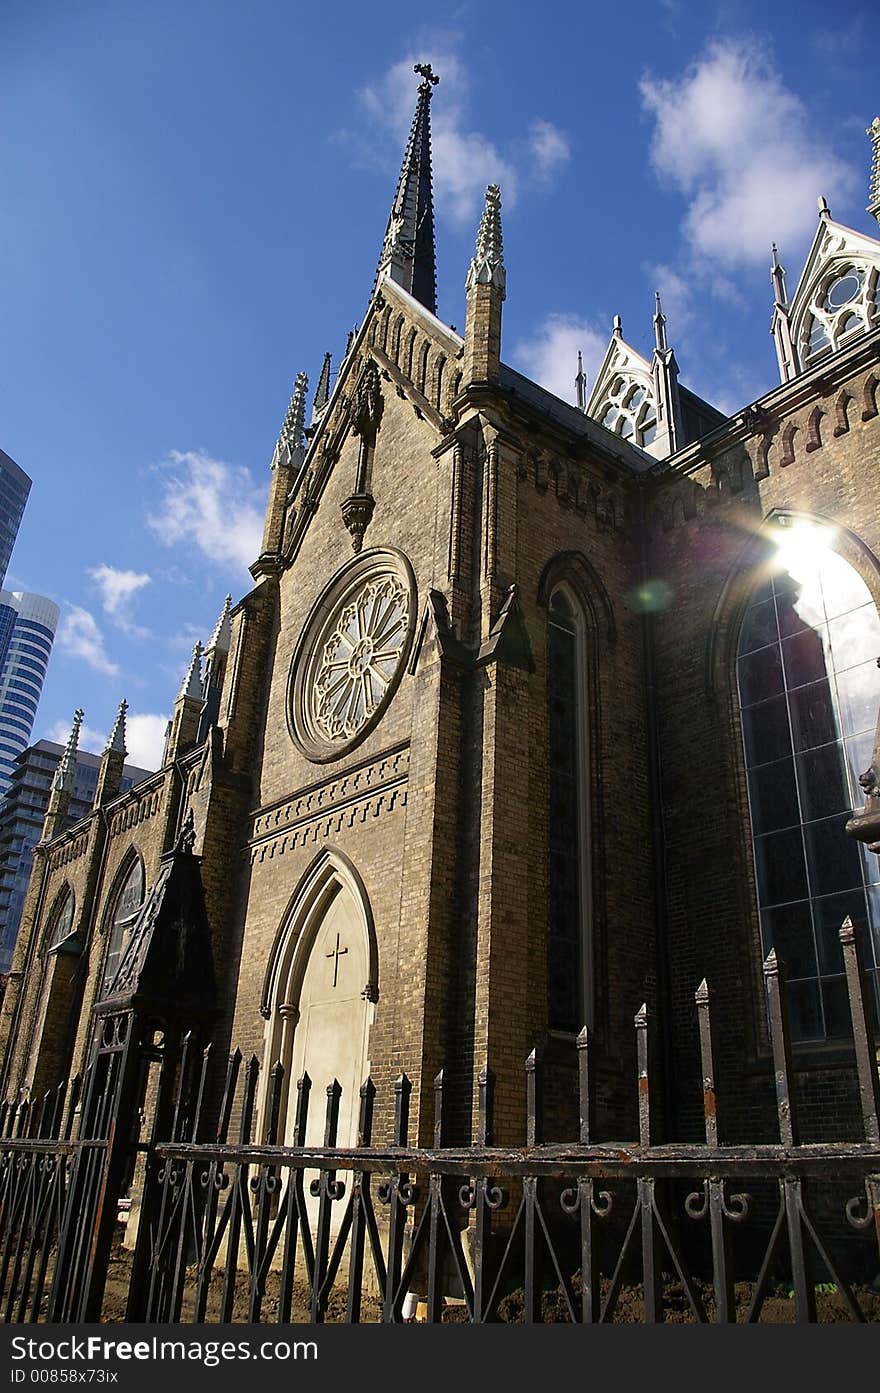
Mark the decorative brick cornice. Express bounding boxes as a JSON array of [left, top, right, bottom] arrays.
[[249, 744, 409, 855]]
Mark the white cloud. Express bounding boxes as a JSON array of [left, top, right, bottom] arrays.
[[47, 718, 107, 755], [640, 38, 859, 267], [355, 48, 570, 225], [88, 563, 150, 616], [58, 606, 119, 676], [512, 314, 607, 405], [148, 450, 265, 573], [125, 713, 168, 772], [528, 121, 570, 182]]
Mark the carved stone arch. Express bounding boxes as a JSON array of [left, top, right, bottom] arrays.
[[260, 849, 378, 1150], [404, 327, 417, 381], [378, 303, 393, 352], [537, 550, 616, 642], [417, 338, 431, 395], [780, 421, 798, 467], [706, 507, 880, 702], [391, 312, 405, 364], [863, 373, 879, 422], [833, 388, 853, 437], [433, 353, 446, 412], [260, 848, 378, 1020], [805, 405, 824, 453]]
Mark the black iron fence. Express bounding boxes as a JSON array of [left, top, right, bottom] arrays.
[[1, 920, 879, 1324]]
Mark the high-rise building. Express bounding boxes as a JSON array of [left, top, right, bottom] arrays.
[[0, 592, 59, 795], [0, 451, 31, 595], [0, 738, 152, 973]]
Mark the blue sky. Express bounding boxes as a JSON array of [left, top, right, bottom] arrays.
[[1, 0, 876, 769]]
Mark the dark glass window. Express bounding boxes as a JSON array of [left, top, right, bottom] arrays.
[[100, 858, 145, 995], [737, 523, 880, 1040], [547, 589, 588, 1031]]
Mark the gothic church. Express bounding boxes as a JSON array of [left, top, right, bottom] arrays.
[[3, 72, 880, 1149]]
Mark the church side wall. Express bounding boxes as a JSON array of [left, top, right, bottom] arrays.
[[649, 349, 880, 1141]]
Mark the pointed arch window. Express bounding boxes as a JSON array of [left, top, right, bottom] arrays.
[[547, 586, 593, 1031], [736, 520, 880, 1039], [46, 886, 76, 952], [100, 855, 145, 996]]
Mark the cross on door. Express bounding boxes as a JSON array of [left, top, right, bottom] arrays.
[[325, 932, 349, 989]]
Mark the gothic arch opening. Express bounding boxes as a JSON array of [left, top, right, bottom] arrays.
[[262, 851, 378, 1148]]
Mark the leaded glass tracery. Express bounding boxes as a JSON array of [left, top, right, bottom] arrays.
[[800, 261, 880, 365], [737, 524, 880, 1040], [100, 857, 145, 996], [596, 374, 657, 448], [47, 888, 75, 950]]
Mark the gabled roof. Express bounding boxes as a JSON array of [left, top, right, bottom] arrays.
[[787, 209, 880, 332]]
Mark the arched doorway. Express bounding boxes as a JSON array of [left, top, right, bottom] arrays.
[[262, 851, 378, 1149]]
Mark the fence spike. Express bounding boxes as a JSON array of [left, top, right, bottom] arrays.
[[526, 1048, 541, 1146], [393, 1073, 411, 1146], [577, 1026, 592, 1145], [264, 1061, 285, 1145], [478, 1065, 494, 1147], [357, 1075, 376, 1147], [217, 1049, 242, 1143], [763, 948, 797, 1147], [433, 1068, 444, 1149], [635, 1003, 650, 1148], [292, 1070, 311, 1146], [839, 916, 880, 1144], [695, 978, 718, 1147]]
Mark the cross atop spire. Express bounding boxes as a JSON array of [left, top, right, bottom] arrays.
[[373, 64, 439, 314]]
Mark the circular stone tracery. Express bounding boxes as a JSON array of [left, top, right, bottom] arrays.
[[288, 550, 416, 763], [313, 576, 409, 741]]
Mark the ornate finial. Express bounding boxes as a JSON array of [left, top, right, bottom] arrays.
[[205, 595, 232, 654], [414, 63, 440, 94], [313, 352, 332, 417], [770, 242, 789, 308], [53, 708, 84, 793], [817, 195, 832, 220], [612, 314, 623, 337], [466, 184, 506, 298], [106, 699, 127, 755], [867, 117, 880, 224], [178, 642, 203, 701], [344, 326, 358, 358], [277, 372, 308, 467], [653, 291, 668, 353], [575, 349, 587, 411], [352, 358, 384, 438]]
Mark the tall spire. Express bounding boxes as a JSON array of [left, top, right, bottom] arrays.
[[374, 63, 439, 313], [867, 116, 880, 225], [205, 595, 232, 656], [53, 708, 83, 794], [653, 292, 668, 353], [575, 351, 587, 411], [462, 184, 506, 386], [178, 642, 203, 701]]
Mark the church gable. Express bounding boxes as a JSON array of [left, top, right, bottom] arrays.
[[586, 327, 659, 452], [786, 209, 880, 372]]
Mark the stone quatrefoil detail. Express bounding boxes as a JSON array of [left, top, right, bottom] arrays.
[[313, 576, 409, 741]]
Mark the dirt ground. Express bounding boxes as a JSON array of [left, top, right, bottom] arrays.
[[99, 1243, 880, 1324]]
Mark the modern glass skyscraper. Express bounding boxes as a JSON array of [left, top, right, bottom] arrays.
[[0, 450, 31, 594], [0, 592, 59, 794]]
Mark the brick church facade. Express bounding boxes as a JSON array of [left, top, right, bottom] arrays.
[[2, 74, 879, 1151]]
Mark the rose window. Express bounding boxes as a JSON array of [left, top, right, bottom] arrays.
[[313, 576, 409, 741], [289, 550, 416, 762], [597, 375, 658, 448]]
